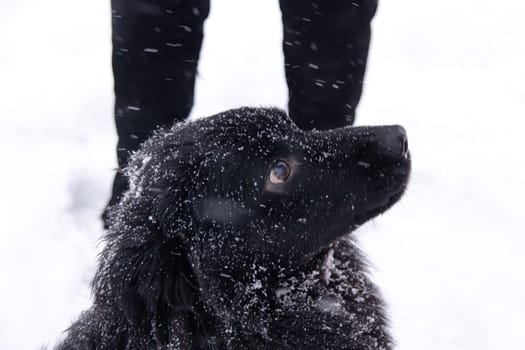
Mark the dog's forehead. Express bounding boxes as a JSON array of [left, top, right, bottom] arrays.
[[197, 108, 298, 143], [222, 108, 291, 130]]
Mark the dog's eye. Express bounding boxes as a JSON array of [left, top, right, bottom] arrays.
[[269, 160, 291, 184]]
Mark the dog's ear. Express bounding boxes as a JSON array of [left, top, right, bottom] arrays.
[[93, 133, 202, 333], [116, 231, 198, 327]]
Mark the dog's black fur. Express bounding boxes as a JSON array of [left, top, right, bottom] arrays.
[[56, 107, 410, 349]]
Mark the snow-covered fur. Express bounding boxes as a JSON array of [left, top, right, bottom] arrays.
[[56, 107, 410, 349]]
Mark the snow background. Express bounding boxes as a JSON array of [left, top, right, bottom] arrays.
[[1, 0, 524, 348]]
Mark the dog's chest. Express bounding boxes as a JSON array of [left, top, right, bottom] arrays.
[[274, 238, 389, 343]]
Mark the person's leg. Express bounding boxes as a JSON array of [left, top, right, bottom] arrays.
[[106, 0, 210, 224], [279, 0, 378, 130]]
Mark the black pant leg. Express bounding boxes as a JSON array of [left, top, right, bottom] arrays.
[[105, 0, 209, 223], [279, 0, 378, 130]]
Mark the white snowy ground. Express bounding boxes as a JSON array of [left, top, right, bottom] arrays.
[[1, 0, 524, 349]]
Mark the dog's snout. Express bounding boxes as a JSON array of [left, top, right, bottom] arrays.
[[377, 125, 408, 157]]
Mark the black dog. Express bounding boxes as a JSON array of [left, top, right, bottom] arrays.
[[56, 107, 410, 349]]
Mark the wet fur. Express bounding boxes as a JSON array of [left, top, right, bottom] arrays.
[[56, 108, 410, 349]]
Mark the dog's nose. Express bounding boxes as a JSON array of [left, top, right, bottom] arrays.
[[377, 125, 408, 158]]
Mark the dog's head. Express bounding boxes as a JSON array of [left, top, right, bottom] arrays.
[[102, 107, 410, 326]]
